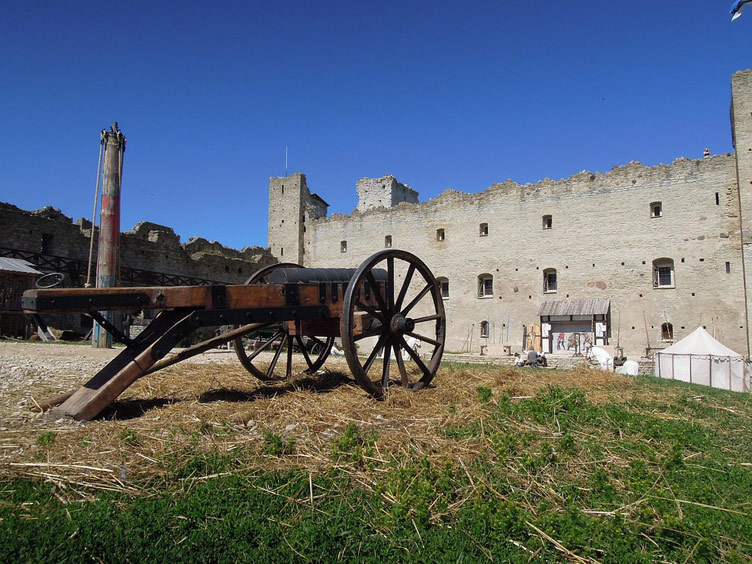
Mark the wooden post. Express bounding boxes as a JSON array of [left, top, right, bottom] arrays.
[[93, 123, 126, 348], [729, 358, 732, 391]]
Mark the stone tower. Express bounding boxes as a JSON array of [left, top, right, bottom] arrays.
[[731, 69, 752, 355], [356, 175, 419, 212], [267, 173, 328, 264]]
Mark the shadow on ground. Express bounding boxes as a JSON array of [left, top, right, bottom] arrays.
[[99, 371, 355, 420]]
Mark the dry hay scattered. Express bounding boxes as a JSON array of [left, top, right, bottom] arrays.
[[0, 343, 666, 499]]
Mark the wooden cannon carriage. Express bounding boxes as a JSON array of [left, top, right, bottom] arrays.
[[22, 250, 446, 420]]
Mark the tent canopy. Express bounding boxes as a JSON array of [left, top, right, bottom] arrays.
[[655, 326, 748, 392], [660, 326, 741, 358]]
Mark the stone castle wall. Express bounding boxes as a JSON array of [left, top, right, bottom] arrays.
[[0, 202, 274, 285], [264, 70, 752, 358], [299, 155, 746, 355]]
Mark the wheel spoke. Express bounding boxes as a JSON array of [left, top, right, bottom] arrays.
[[366, 271, 389, 315], [393, 341, 409, 386], [412, 313, 443, 324], [363, 333, 388, 375], [394, 264, 415, 312], [266, 332, 287, 378], [246, 329, 284, 362], [297, 336, 314, 370], [398, 334, 431, 378], [406, 331, 442, 348], [381, 341, 391, 388], [353, 324, 385, 342], [387, 257, 395, 311], [402, 282, 432, 316], [355, 301, 385, 321], [286, 336, 293, 378], [308, 336, 327, 350]]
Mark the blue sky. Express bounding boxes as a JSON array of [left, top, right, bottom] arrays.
[[1, 1, 750, 250]]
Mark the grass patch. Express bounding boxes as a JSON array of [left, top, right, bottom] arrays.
[[3, 364, 752, 562]]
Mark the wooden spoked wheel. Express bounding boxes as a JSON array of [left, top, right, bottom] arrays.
[[341, 249, 446, 397], [233, 263, 334, 381]]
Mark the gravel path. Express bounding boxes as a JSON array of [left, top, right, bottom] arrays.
[[0, 342, 245, 426]]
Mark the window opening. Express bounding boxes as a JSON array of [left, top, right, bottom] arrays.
[[436, 228, 445, 241], [437, 277, 449, 299], [340, 241, 347, 253], [480, 320, 489, 339], [478, 274, 493, 298], [652, 258, 675, 288], [385, 235, 392, 248], [661, 322, 674, 341], [542, 215, 552, 230], [479, 223, 488, 237], [650, 202, 662, 218], [543, 268, 557, 293], [40, 234, 53, 254]]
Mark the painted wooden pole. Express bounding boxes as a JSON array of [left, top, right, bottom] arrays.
[[93, 123, 126, 348]]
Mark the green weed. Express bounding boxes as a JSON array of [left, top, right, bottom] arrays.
[[36, 431, 56, 448], [262, 431, 295, 456], [476, 386, 493, 403], [332, 423, 376, 466]]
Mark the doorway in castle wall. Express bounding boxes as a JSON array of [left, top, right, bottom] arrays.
[[538, 298, 611, 355]]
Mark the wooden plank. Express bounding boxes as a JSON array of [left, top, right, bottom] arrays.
[[288, 319, 341, 337], [57, 310, 190, 420]]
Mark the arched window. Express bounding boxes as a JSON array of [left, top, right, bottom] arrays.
[[652, 258, 675, 288], [437, 277, 449, 299], [478, 274, 493, 298], [480, 320, 489, 338], [661, 322, 674, 341], [543, 268, 557, 293]]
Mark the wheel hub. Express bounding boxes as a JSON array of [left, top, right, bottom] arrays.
[[390, 314, 415, 335]]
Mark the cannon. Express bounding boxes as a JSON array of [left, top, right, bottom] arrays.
[[22, 250, 446, 420]]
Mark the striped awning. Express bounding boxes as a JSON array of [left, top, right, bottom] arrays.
[[537, 298, 610, 317]]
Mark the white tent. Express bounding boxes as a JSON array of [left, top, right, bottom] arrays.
[[654, 327, 749, 392]]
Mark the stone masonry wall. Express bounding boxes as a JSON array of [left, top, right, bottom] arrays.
[[731, 70, 752, 356], [356, 175, 420, 212], [301, 155, 746, 356], [0, 202, 274, 285]]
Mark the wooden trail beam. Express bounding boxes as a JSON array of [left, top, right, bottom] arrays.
[[36, 322, 270, 412], [58, 309, 193, 420]]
